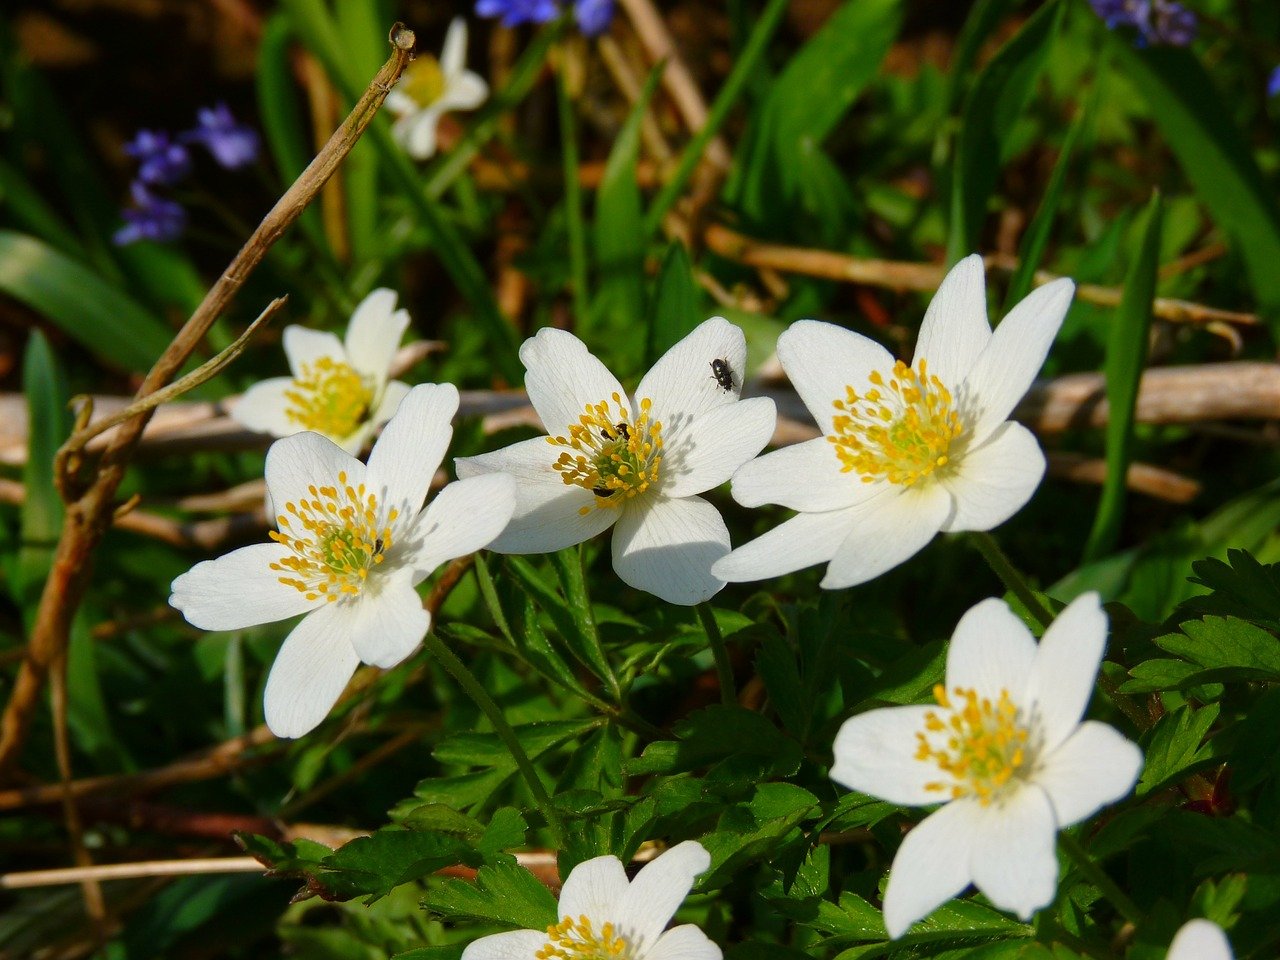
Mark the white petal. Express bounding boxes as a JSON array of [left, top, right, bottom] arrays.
[[611, 496, 729, 605], [882, 801, 978, 939], [406, 109, 442, 160], [1167, 920, 1234, 960], [830, 706, 939, 806], [711, 508, 857, 583], [384, 89, 417, 117], [615, 841, 711, 951], [1035, 721, 1142, 828], [440, 17, 468, 76], [644, 924, 722, 960], [344, 288, 409, 383], [968, 785, 1059, 920], [408, 473, 518, 574], [558, 854, 630, 921], [521, 328, 628, 437], [729, 437, 885, 512], [170, 543, 318, 631], [282, 325, 345, 378], [263, 604, 360, 739], [819, 484, 951, 589], [912, 254, 991, 387], [443, 71, 489, 111], [659, 396, 776, 499], [457, 438, 617, 554], [960, 279, 1074, 442], [347, 570, 430, 669], [635, 317, 747, 431], [231, 377, 299, 437], [944, 597, 1037, 706], [776, 320, 895, 434], [1025, 592, 1108, 753], [460, 930, 547, 960], [264, 432, 364, 522], [939, 422, 1045, 533], [369, 379, 412, 430], [366, 383, 459, 521]]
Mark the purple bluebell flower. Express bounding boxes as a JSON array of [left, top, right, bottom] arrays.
[[124, 130, 191, 186], [183, 103, 260, 169], [574, 0, 614, 36], [1089, 0, 1196, 47], [113, 182, 186, 246], [1268, 66, 1280, 99], [475, 0, 560, 29]]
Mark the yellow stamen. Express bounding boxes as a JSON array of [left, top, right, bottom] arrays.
[[915, 684, 1032, 805], [536, 915, 632, 960], [547, 394, 664, 516], [828, 358, 963, 486], [268, 471, 397, 601], [283, 356, 374, 439]]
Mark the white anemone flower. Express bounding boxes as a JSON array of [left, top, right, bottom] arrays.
[[1168, 919, 1233, 960], [712, 255, 1074, 590], [830, 592, 1142, 938], [233, 288, 413, 454], [461, 841, 720, 960], [385, 18, 489, 160], [455, 318, 776, 605], [171, 384, 516, 739]]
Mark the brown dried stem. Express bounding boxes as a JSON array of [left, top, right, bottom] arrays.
[[0, 25, 418, 782]]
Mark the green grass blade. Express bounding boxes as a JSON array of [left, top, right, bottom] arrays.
[[1083, 193, 1163, 563], [947, 0, 1064, 265], [334, 0, 384, 262], [556, 68, 590, 328], [646, 242, 700, 366], [1109, 39, 1280, 318], [1003, 104, 1087, 310], [0, 232, 174, 371], [17, 331, 70, 608]]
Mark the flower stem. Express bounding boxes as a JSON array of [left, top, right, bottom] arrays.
[[969, 531, 1054, 630], [421, 631, 564, 843], [1058, 832, 1143, 927], [696, 603, 736, 707]]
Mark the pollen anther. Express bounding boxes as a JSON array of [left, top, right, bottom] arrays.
[[536, 915, 632, 960], [915, 684, 1032, 805], [283, 356, 374, 439], [548, 393, 663, 514]]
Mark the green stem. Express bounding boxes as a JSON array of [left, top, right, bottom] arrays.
[[421, 631, 563, 842], [969, 531, 1054, 630], [643, 0, 790, 234], [555, 65, 591, 326], [1058, 832, 1143, 927], [696, 603, 736, 707]]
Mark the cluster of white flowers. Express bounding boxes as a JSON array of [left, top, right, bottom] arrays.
[[169, 253, 1215, 952]]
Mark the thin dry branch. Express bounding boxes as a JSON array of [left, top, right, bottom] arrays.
[[0, 25, 418, 782], [703, 223, 1260, 327]]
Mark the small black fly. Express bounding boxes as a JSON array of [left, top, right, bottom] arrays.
[[592, 487, 615, 498], [710, 357, 735, 391], [615, 422, 630, 441], [373, 538, 385, 555]]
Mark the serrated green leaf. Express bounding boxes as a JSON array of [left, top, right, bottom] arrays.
[[1138, 702, 1219, 796], [1154, 616, 1280, 679], [434, 719, 598, 768], [424, 860, 558, 930], [700, 782, 818, 885], [624, 705, 801, 781], [1121, 658, 1203, 694], [321, 829, 481, 901]]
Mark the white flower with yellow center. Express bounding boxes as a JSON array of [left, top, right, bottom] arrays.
[[461, 841, 720, 960], [233, 288, 413, 454], [455, 318, 776, 605], [1168, 919, 1233, 960], [171, 384, 516, 739], [385, 18, 489, 160], [711, 255, 1074, 589], [830, 592, 1142, 938]]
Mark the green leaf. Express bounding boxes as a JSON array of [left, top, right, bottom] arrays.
[[1138, 702, 1219, 796], [1153, 616, 1280, 680], [1108, 41, 1280, 315], [1184, 550, 1280, 629], [17, 331, 69, 606], [256, 15, 313, 186], [0, 232, 174, 371], [700, 782, 819, 886], [1083, 192, 1162, 562], [624, 705, 802, 782], [590, 67, 661, 355], [646, 242, 701, 367], [1121, 658, 1203, 694], [506, 556, 616, 692], [434, 720, 598, 769], [947, 0, 1064, 263], [321, 829, 481, 901], [424, 860, 559, 930]]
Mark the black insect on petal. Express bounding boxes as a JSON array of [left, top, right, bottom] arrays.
[[710, 357, 735, 391]]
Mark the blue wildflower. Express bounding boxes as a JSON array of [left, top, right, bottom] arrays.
[[1268, 66, 1280, 99], [124, 130, 191, 186], [183, 103, 260, 170], [1089, 0, 1196, 47], [113, 182, 186, 246], [474, 0, 560, 29], [574, 0, 615, 36]]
